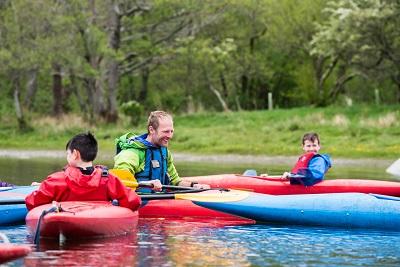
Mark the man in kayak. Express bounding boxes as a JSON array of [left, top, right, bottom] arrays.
[[25, 132, 141, 211], [282, 132, 332, 186], [114, 110, 209, 191]]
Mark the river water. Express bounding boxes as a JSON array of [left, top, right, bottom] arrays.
[[1, 156, 400, 266]]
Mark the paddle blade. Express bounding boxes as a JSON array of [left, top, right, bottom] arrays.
[[109, 169, 139, 189], [122, 180, 140, 189], [386, 159, 400, 177], [175, 190, 249, 202]]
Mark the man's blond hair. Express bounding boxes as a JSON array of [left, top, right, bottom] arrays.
[[147, 111, 172, 133]]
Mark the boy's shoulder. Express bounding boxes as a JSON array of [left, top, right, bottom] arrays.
[[37, 170, 69, 189], [46, 170, 67, 179]]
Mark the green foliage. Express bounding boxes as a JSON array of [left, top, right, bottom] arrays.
[[0, 0, 399, 126], [120, 100, 144, 126], [311, 0, 400, 95]]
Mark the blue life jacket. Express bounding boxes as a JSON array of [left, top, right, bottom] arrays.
[[135, 146, 170, 185], [115, 133, 170, 192], [127, 134, 170, 187]]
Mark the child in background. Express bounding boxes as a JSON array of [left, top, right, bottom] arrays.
[[282, 132, 331, 186], [25, 132, 141, 211]]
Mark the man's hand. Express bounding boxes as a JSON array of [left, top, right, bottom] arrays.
[[177, 180, 210, 189], [192, 183, 210, 189], [149, 180, 162, 191], [282, 172, 291, 179]]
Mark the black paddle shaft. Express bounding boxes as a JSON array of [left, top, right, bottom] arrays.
[[139, 188, 229, 200], [0, 199, 25, 205]]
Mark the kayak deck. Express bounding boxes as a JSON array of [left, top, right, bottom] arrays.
[[26, 201, 139, 239], [183, 174, 400, 196], [139, 199, 254, 225]]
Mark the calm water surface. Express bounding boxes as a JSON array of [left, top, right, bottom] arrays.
[[1, 157, 399, 266], [0, 157, 396, 185], [2, 220, 400, 267]]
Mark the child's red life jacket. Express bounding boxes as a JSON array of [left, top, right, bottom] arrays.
[[291, 152, 317, 174]]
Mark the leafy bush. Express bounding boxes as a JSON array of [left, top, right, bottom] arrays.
[[120, 101, 144, 126]]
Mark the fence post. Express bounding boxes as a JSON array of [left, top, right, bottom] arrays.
[[374, 88, 380, 105], [268, 92, 273, 110]]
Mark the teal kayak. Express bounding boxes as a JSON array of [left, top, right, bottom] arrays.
[[179, 190, 400, 230], [0, 186, 37, 225]]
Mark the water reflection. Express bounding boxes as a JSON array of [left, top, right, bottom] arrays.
[[137, 218, 252, 267], [221, 225, 400, 267], [167, 233, 251, 267], [25, 233, 138, 267], [19, 218, 253, 267], [2, 219, 400, 266], [1, 157, 400, 266]]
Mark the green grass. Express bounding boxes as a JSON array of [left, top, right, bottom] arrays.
[[0, 105, 399, 158]]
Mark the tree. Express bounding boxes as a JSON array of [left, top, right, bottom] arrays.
[[0, 0, 49, 129], [116, 0, 231, 112], [264, 0, 337, 106], [312, 0, 400, 102]]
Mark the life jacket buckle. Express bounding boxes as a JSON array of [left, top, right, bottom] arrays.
[[101, 167, 109, 177]]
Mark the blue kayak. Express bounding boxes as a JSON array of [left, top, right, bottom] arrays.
[[0, 186, 36, 225], [177, 190, 400, 231]]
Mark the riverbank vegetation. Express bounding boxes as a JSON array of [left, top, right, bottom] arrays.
[[0, 1, 399, 158], [0, 105, 398, 159], [0, 0, 399, 130]]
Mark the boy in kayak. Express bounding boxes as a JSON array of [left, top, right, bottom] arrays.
[[25, 132, 141, 211], [282, 132, 332, 186], [114, 110, 209, 191]]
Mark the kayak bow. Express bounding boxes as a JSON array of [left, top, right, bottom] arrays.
[[184, 190, 400, 230]]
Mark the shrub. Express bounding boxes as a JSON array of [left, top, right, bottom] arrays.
[[120, 101, 144, 126]]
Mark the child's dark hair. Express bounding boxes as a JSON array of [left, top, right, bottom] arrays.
[[302, 132, 320, 145], [66, 132, 98, 162]]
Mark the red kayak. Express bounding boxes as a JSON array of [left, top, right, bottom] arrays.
[[26, 201, 138, 239], [0, 244, 31, 264], [182, 174, 400, 196], [139, 199, 254, 225]]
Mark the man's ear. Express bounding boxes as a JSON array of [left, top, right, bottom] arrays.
[[148, 126, 155, 134], [72, 149, 81, 160]]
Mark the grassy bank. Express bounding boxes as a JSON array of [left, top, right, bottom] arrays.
[[0, 105, 399, 158]]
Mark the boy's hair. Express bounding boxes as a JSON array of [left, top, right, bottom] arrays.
[[302, 132, 320, 145], [147, 111, 172, 133], [66, 132, 98, 162]]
